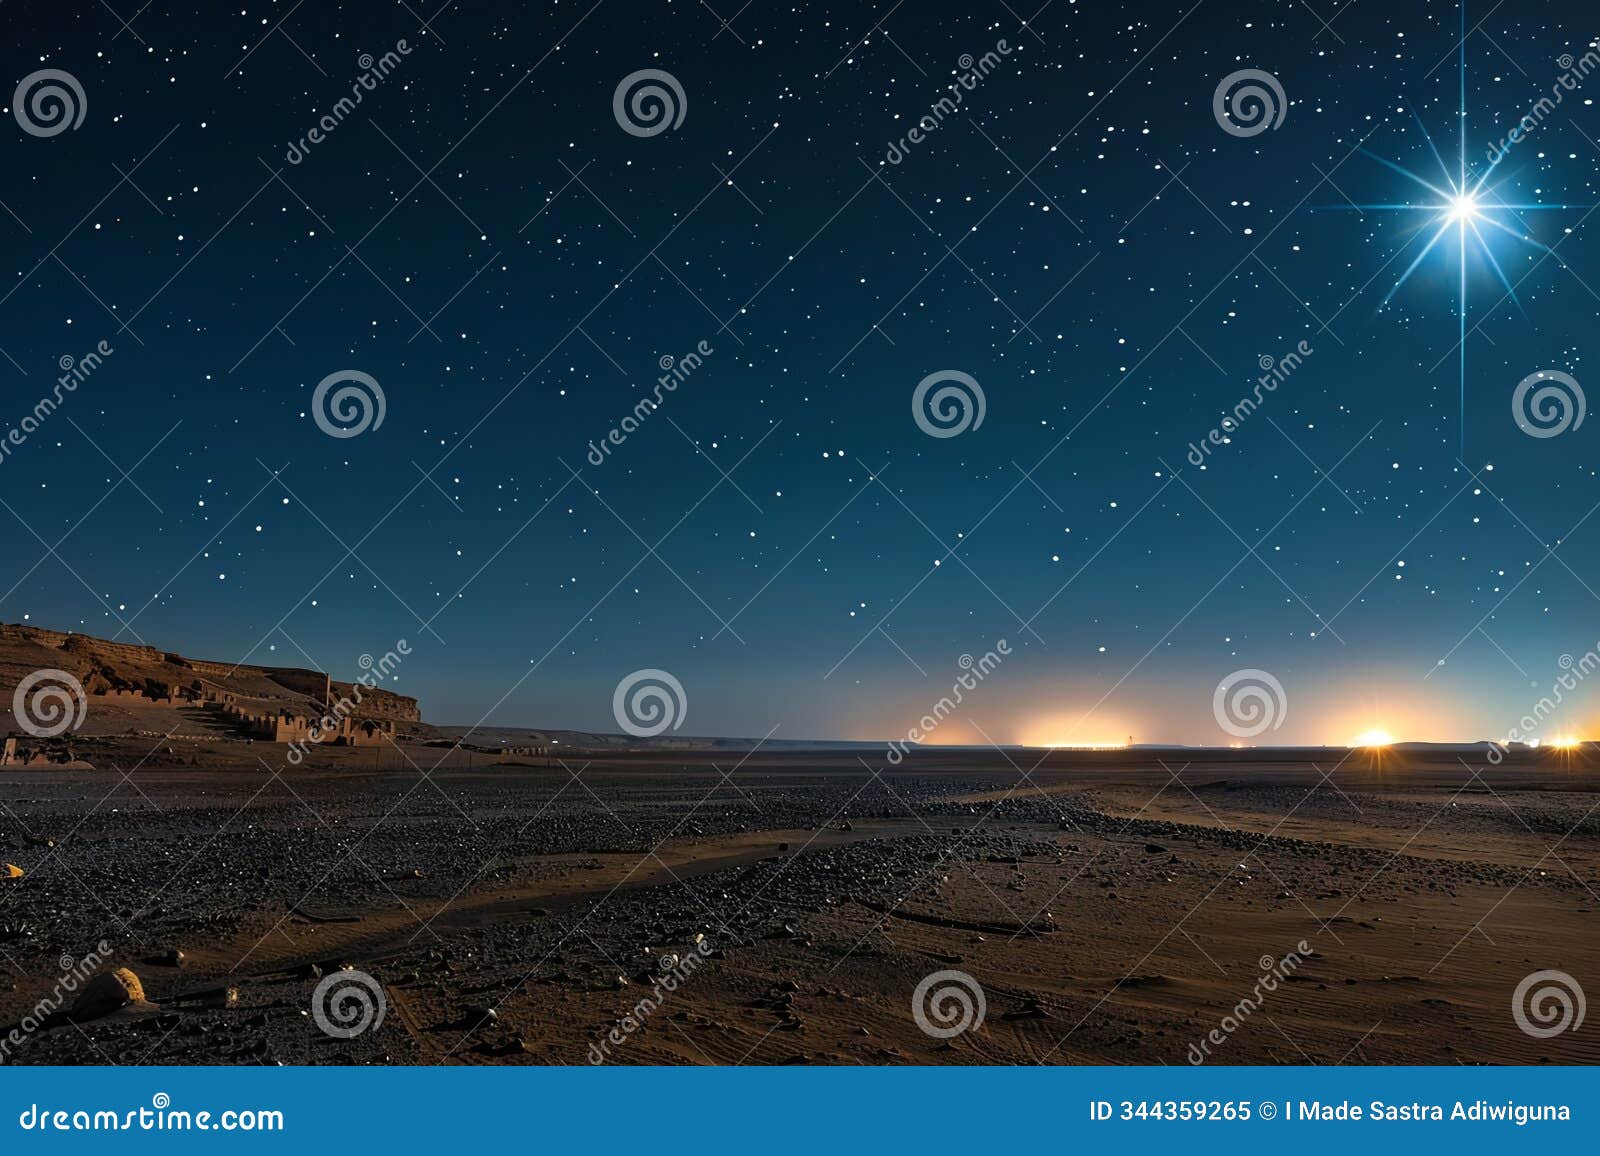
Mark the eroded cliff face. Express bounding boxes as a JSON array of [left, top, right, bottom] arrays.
[[0, 623, 421, 722], [330, 680, 422, 723]]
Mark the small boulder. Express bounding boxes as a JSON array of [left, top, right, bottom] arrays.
[[71, 967, 146, 1020]]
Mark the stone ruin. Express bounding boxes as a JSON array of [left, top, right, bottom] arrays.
[[1, 736, 89, 768], [81, 677, 392, 748], [213, 697, 396, 748]]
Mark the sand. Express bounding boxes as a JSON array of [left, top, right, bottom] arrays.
[[1, 744, 1596, 1065]]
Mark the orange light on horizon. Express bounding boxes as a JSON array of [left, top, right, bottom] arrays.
[[1016, 713, 1134, 751], [1351, 728, 1396, 748], [1546, 735, 1583, 749]]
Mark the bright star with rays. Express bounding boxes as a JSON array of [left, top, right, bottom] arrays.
[[1445, 192, 1480, 223], [1333, 93, 1585, 454], [1350, 125, 1580, 458], [1348, 113, 1573, 313], [1321, 6, 1595, 456]]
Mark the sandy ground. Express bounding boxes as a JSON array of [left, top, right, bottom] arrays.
[[2, 743, 1597, 1066]]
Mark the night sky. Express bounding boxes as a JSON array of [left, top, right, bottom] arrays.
[[3, 0, 1599, 746]]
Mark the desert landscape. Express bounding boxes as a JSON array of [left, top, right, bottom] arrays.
[[5, 0, 1599, 1096], [2, 625, 1596, 1066]]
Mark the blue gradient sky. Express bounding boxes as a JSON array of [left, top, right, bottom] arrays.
[[3, 1, 1599, 745]]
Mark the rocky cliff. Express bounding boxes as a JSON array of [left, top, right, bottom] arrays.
[[0, 623, 421, 724]]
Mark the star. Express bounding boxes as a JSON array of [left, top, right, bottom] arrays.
[[1332, 13, 1591, 457], [1445, 193, 1480, 224]]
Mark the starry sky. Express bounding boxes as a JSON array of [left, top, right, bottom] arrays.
[[3, 0, 1600, 746]]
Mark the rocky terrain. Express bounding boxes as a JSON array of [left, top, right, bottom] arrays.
[[3, 747, 1597, 1066]]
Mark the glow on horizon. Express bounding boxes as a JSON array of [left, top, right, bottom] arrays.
[[1015, 712, 1136, 751], [865, 692, 1553, 749]]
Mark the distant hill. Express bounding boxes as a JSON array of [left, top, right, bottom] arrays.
[[431, 723, 887, 753], [0, 622, 419, 734]]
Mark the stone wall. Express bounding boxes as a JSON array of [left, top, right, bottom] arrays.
[[214, 700, 396, 747]]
